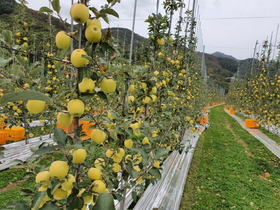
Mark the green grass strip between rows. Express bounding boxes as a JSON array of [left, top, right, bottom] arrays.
[[180, 105, 280, 210]]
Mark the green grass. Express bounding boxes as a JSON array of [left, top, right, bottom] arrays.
[[180, 105, 280, 210], [0, 168, 26, 188], [0, 177, 35, 209]]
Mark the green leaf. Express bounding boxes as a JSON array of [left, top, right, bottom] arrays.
[[0, 46, 10, 54], [3, 30, 13, 44], [39, 6, 53, 13], [51, 0, 61, 13], [0, 57, 12, 67], [101, 15, 109, 24], [0, 90, 53, 104], [40, 202, 60, 210], [126, 161, 138, 178], [132, 191, 138, 202], [131, 148, 148, 157], [10, 64, 25, 76], [66, 196, 83, 210], [100, 8, 119, 18], [20, 188, 33, 196], [15, 55, 26, 66], [30, 67, 42, 78], [6, 201, 29, 210], [154, 148, 170, 159], [92, 192, 116, 210], [109, 130, 118, 141], [0, 78, 11, 85], [54, 128, 67, 146], [149, 168, 161, 180], [81, 54, 93, 61], [34, 145, 57, 155], [97, 91, 107, 100]]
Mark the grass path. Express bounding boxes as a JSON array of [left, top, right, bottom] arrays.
[[180, 105, 280, 210]]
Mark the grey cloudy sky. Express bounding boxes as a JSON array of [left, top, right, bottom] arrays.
[[26, 0, 280, 60]]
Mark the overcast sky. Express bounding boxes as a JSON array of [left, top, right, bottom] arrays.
[[25, 0, 280, 60]]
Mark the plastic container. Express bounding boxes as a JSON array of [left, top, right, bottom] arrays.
[[4, 127, 25, 141], [0, 131, 7, 145], [245, 119, 259, 128]]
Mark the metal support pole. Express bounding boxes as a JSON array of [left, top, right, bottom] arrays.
[[129, 0, 138, 65], [156, 0, 160, 15], [272, 23, 279, 60]]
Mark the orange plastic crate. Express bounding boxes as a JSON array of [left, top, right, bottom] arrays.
[[245, 119, 259, 128], [4, 127, 25, 141], [12, 127, 25, 141], [0, 131, 7, 145], [56, 123, 75, 133], [80, 121, 96, 138]]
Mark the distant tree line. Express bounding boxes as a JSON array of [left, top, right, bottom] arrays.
[[0, 0, 17, 15]]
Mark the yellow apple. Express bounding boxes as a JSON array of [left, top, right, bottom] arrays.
[[71, 49, 89, 67], [87, 18, 102, 28], [157, 38, 165, 46], [70, 3, 89, 24], [88, 167, 102, 180], [26, 100, 46, 114], [142, 137, 151, 145], [124, 139, 133, 149], [128, 84, 135, 93], [55, 31, 71, 49], [67, 99, 85, 117], [71, 149, 87, 164], [91, 129, 106, 144], [85, 25, 102, 43], [128, 95, 135, 103], [35, 171, 50, 186], [49, 161, 69, 180], [78, 78, 95, 93], [100, 78, 116, 93], [61, 174, 76, 191], [112, 163, 121, 173], [92, 180, 106, 194], [57, 112, 72, 127], [158, 52, 164, 58], [142, 96, 151, 104], [150, 87, 157, 94], [153, 160, 160, 168]]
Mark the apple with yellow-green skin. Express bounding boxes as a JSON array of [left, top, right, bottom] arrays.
[[88, 167, 102, 180], [26, 100, 46, 114], [142, 96, 151, 104], [92, 180, 106, 194], [157, 38, 165, 46], [71, 149, 87, 164], [49, 161, 69, 180], [124, 139, 133, 148], [100, 78, 117, 93], [67, 99, 85, 117], [91, 129, 106, 144], [55, 31, 71, 49], [70, 3, 89, 24], [35, 171, 50, 186], [85, 25, 102, 43], [71, 49, 89, 67], [57, 112, 72, 127], [128, 84, 135, 93], [128, 95, 135, 103], [78, 78, 95, 93], [87, 18, 102, 28]]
